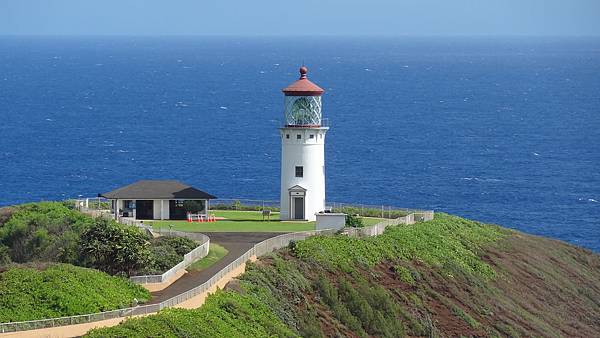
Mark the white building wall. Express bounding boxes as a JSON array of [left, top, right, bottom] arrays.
[[280, 127, 328, 221], [153, 200, 162, 220], [161, 200, 170, 220], [151, 199, 170, 220]]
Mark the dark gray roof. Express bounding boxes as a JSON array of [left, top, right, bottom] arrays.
[[101, 180, 217, 200]]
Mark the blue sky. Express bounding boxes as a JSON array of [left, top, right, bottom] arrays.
[[1, 0, 599, 36]]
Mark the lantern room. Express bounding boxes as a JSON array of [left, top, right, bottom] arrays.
[[282, 66, 325, 127]]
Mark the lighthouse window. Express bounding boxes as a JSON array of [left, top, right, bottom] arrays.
[[295, 166, 304, 177], [286, 134, 290, 139], [309, 134, 315, 139], [296, 134, 301, 139]]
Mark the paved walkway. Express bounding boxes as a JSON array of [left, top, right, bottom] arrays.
[[148, 232, 283, 304]]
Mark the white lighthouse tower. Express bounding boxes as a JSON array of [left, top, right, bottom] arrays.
[[279, 66, 328, 221]]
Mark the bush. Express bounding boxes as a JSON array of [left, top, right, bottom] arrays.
[[0, 202, 93, 265], [158, 236, 197, 256], [0, 263, 150, 323], [345, 214, 364, 228], [138, 236, 198, 275], [79, 218, 152, 276]]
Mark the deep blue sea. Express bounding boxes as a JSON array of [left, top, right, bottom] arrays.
[[0, 37, 598, 251]]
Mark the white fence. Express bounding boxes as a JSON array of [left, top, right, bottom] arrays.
[[342, 210, 434, 237], [129, 231, 210, 284]]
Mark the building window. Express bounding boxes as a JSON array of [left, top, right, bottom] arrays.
[[295, 166, 303, 177], [175, 200, 184, 207], [309, 134, 315, 139], [286, 134, 290, 139], [297, 134, 301, 139]]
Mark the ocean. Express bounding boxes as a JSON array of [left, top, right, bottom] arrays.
[[0, 36, 598, 251]]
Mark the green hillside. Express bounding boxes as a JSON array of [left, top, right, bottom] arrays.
[[88, 213, 600, 337], [0, 263, 150, 323]]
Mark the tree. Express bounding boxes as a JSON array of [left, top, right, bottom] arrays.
[[79, 218, 151, 276], [183, 200, 205, 214]]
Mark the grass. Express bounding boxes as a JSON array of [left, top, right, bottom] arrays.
[[151, 210, 315, 233], [292, 213, 506, 277], [86, 291, 297, 338], [0, 263, 150, 323], [361, 217, 386, 226], [150, 210, 385, 233], [87, 213, 600, 337], [187, 243, 229, 272]]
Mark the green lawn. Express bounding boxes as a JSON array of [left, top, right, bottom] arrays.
[[152, 210, 315, 233], [150, 210, 384, 233], [187, 243, 229, 272], [361, 217, 386, 226]]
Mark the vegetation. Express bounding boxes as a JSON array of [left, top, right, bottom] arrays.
[[345, 213, 364, 228], [143, 236, 199, 275], [211, 201, 280, 212], [79, 218, 152, 276], [0, 202, 93, 265], [188, 243, 229, 272], [152, 210, 315, 233], [0, 263, 150, 323], [0, 202, 200, 277], [332, 205, 409, 219], [86, 290, 295, 338], [183, 200, 205, 213], [293, 213, 504, 277], [92, 213, 600, 337]]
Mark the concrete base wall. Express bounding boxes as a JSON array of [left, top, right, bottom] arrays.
[[316, 213, 346, 231]]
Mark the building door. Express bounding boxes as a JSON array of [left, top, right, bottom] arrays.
[[136, 200, 154, 220], [293, 197, 304, 220]]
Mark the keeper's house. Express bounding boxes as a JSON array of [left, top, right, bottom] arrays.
[[101, 180, 217, 220]]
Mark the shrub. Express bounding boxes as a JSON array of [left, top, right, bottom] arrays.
[[0, 202, 93, 265], [139, 236, 198, 274], [345, 214, 364, 228], [79, 218, 152, 276], [157, 236, 197, 256]]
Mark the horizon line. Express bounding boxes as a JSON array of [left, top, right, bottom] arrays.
[[0, 33, 600, 39]]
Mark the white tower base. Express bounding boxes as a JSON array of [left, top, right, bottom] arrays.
[[280, 127, 328, 221]]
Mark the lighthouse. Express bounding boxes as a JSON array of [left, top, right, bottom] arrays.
[[279, 66, 328, 221]]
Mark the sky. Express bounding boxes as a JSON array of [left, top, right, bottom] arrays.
[[1, 0, 600, 36]]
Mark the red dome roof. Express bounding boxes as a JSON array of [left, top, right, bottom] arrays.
[[282, 66, 324, 96]]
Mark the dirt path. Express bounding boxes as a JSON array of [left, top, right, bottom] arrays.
[[148, 232, 284, 304]]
